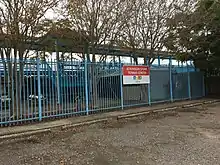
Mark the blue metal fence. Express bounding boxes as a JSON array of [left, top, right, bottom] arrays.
[[150, 69, 170, 103], [0, 58, 204, 126]]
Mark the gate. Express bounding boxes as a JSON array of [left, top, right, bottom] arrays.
[[40, 60, 86, 119], [172, 72, 189, 100], [150, 69, 170, 103], [88, 62, 122, 112]]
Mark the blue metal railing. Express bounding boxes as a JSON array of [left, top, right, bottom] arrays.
[[0, 58, 204, 126]]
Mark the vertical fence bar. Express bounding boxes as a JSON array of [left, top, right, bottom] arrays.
[[78, 61, 82, 112], [119, 62, 124, 110], [44, 61, 48, 117], [147, 78, 151, 106], [52, 59, 55, 115], [146, 57, 151, 105], [63, 59, 67, 114], [147, 74, 151, 105], [27, 62, 30, 118], [7, 62, 11, 121], [0, 67, 2, 124], [3, 63, 6, 121], [59, 62, 63, 114], [19, 62, 23, 121], [85, 59, 89, 115], [55, 40, 61, 106], [83, 61, 86, 112], [37, 57, 42, 121], [15, 61, 19, 121], [66, 59, 70, 115], [70, 58, 74, 114], [48, 59, 52, 116], [73, 61, 77, 112], [11, 59, 15, 121], [187, 63, 192, 100], [28, 61, 34, 118], [39, 60, 43, 119], [23, 64, 25, 121], [169, 56, 173, 102], [33, 62, 37, 118]]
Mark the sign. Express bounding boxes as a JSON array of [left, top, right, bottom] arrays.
[[123, 65, 150, 85]]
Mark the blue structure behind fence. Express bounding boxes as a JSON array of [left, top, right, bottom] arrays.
[[0, 58, 205, 126]]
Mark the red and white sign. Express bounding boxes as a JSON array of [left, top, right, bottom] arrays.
[[122, 65, 150, 85]]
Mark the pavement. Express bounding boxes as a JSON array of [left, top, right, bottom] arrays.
[[0, 98, 219, 140]]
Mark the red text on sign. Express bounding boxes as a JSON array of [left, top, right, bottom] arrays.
[[123, 66, 150, 76]]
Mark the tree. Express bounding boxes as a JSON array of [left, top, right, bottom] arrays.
[[115, 0, 142, 64], [165, 0, 220, 70], [65, 0, 125, 62], [118, 0, 178, 65], [0, 0, 58, 119]]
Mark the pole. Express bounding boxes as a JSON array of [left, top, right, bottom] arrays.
[[187, 63, 192, 99], [119, 57, 124, 110], [37, 53, 42, 121], [55, 39, 61, 105], [146, 57, 151, 105], [169, 56, 173, 102], [85, 59, 89, 115]]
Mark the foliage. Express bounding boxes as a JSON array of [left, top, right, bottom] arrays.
[[64, 0, 126, 62], [0, 0, 58, 59], [116, 0, 179, 64], [166, 0, 220, 70]]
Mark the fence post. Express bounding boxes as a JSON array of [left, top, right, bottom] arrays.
[[187, 63, 192, 99], [119, 61, 124, 110], [169, 56, 173, 102], [146, 57, 151, 105], [55, 39, 61, 105], [148, 81, 151, 105], [85, 59, 89, 115], [37, 56, 42, 121]]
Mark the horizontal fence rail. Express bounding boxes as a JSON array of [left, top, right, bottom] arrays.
[[0, 58, 204, 126]]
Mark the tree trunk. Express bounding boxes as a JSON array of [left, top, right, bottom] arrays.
[[90, 47, 99, 109], [142, 56, 150, 104], [11, 61, 25, 119], [9, 49, 26, 120], [134, 57, 138, 65]]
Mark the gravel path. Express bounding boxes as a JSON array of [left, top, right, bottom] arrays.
[[1, 103, 220, 165]]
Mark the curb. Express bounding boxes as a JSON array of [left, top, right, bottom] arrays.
[[0, 99, 219, 140], [0, 119, 110, 141], [117, 111, 152, 119], [0, 129, 51, 141], [61, 118, 109, 130], [117, 100, 220, 120]]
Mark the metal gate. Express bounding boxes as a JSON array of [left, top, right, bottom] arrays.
[[172, 72, 189, 100]]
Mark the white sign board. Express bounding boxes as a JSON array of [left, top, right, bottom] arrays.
[[123, 65, 150, 85]]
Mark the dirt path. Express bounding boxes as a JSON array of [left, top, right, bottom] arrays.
[[1, 103, 220, 165]]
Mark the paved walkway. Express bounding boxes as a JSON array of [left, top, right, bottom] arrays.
[[0, 98, 218, 138]]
